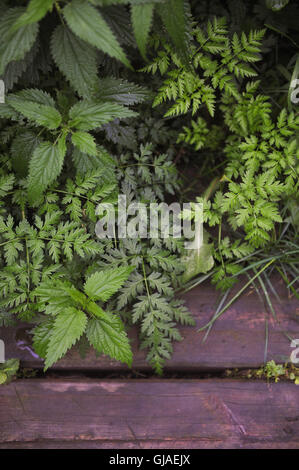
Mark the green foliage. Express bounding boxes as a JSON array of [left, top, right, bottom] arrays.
[[156, 0, 191, 61], [90, 143, 195, 374], [177, 117, 209, 150], [84, 267, 135, 301], [0, 0, 191, 83], [146, 13, 299, 294], [1, 0, 298, 376], [0, 0, 193, 372], [3, 88, 137, 204], [0, 8, 39, 75], [0, 166, 116, 320], [63, 0, 131, 68], [254, 361, 299, 385], [28, 141, 65, 203], [51, 25, 98, 99], [33, 266, 133, 369], [13, 0, 55, 28], [191, 104, 299, 290], [131, 3, 155, 59], [143, 17, 265, 117], [0, 359, 20, 385]]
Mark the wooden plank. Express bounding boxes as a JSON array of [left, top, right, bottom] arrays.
[[0, 379, 298, 448], [1, 281, 298, 371], [1, 440, 299, 449]]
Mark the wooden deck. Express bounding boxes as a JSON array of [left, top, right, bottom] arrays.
[[1, 379, 299, 448], [2, 283, 298, 371], [0, 281, 298, 449]]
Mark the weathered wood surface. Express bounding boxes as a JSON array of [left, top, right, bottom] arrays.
[[2, 440, 298, 449], [0, 379, 298, 449], [2, 282, 298, 371]]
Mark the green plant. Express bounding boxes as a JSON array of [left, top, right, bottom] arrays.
[[147, 13, 299, 293], [257, 360, 299, 384], [0, 0, 191, 91], [33, 266, 134, 369], [89, 143, 195, 374], [0, 359, 20, 385], [1, 88, 138, 205], [0, 0, 195, 374], [142, 17, 265, 117], [1, 0, 298, 376], [263, 360, 286, 381]]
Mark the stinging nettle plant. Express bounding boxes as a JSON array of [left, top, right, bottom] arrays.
[[0, 0, 196, 374], [33, 266, 135, 370]]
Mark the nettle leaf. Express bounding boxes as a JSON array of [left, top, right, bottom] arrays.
[[72, 131, 97, 156], [28, 141, 65, 204], [2, 41, 38, 90], [58, 131, 68, 159], [96, 77, 150, 105], [71, 145, 115, 175], [69, 100, 137, 131], [12, 0, 55, 29], [0, 103, 19, 119], [63, 0, 131, 68], [32, 319, 54, 359], [7, 92, 61, 130], [101, 4, 135, 48], [51, 25, 98, 99], [0, 8, 38, 75], [8, 101, 62, 130], [14, 102, 61, 129], [131, 3, 154, 58], [86, 317, 132, 366], [10, 131, 41, 177], [44, 307, 87, 370], [157, 0, 189, 57], [84, 267, 135, 302], [13, 88, 56, 107], [34, 280, 80, 314]]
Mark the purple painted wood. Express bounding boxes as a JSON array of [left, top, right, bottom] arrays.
[[0, 378, 298, 448]]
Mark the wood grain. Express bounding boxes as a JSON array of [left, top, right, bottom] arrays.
[[0, 378, 298, 448], [1, 281, 298, 371]]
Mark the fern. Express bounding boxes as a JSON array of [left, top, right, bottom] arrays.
[[90, 144, 195, 374], [181, 101, 299, 289], [0, 169, 115, 320], [143, 18, 265, 117], [145, 14, 299, 292]]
